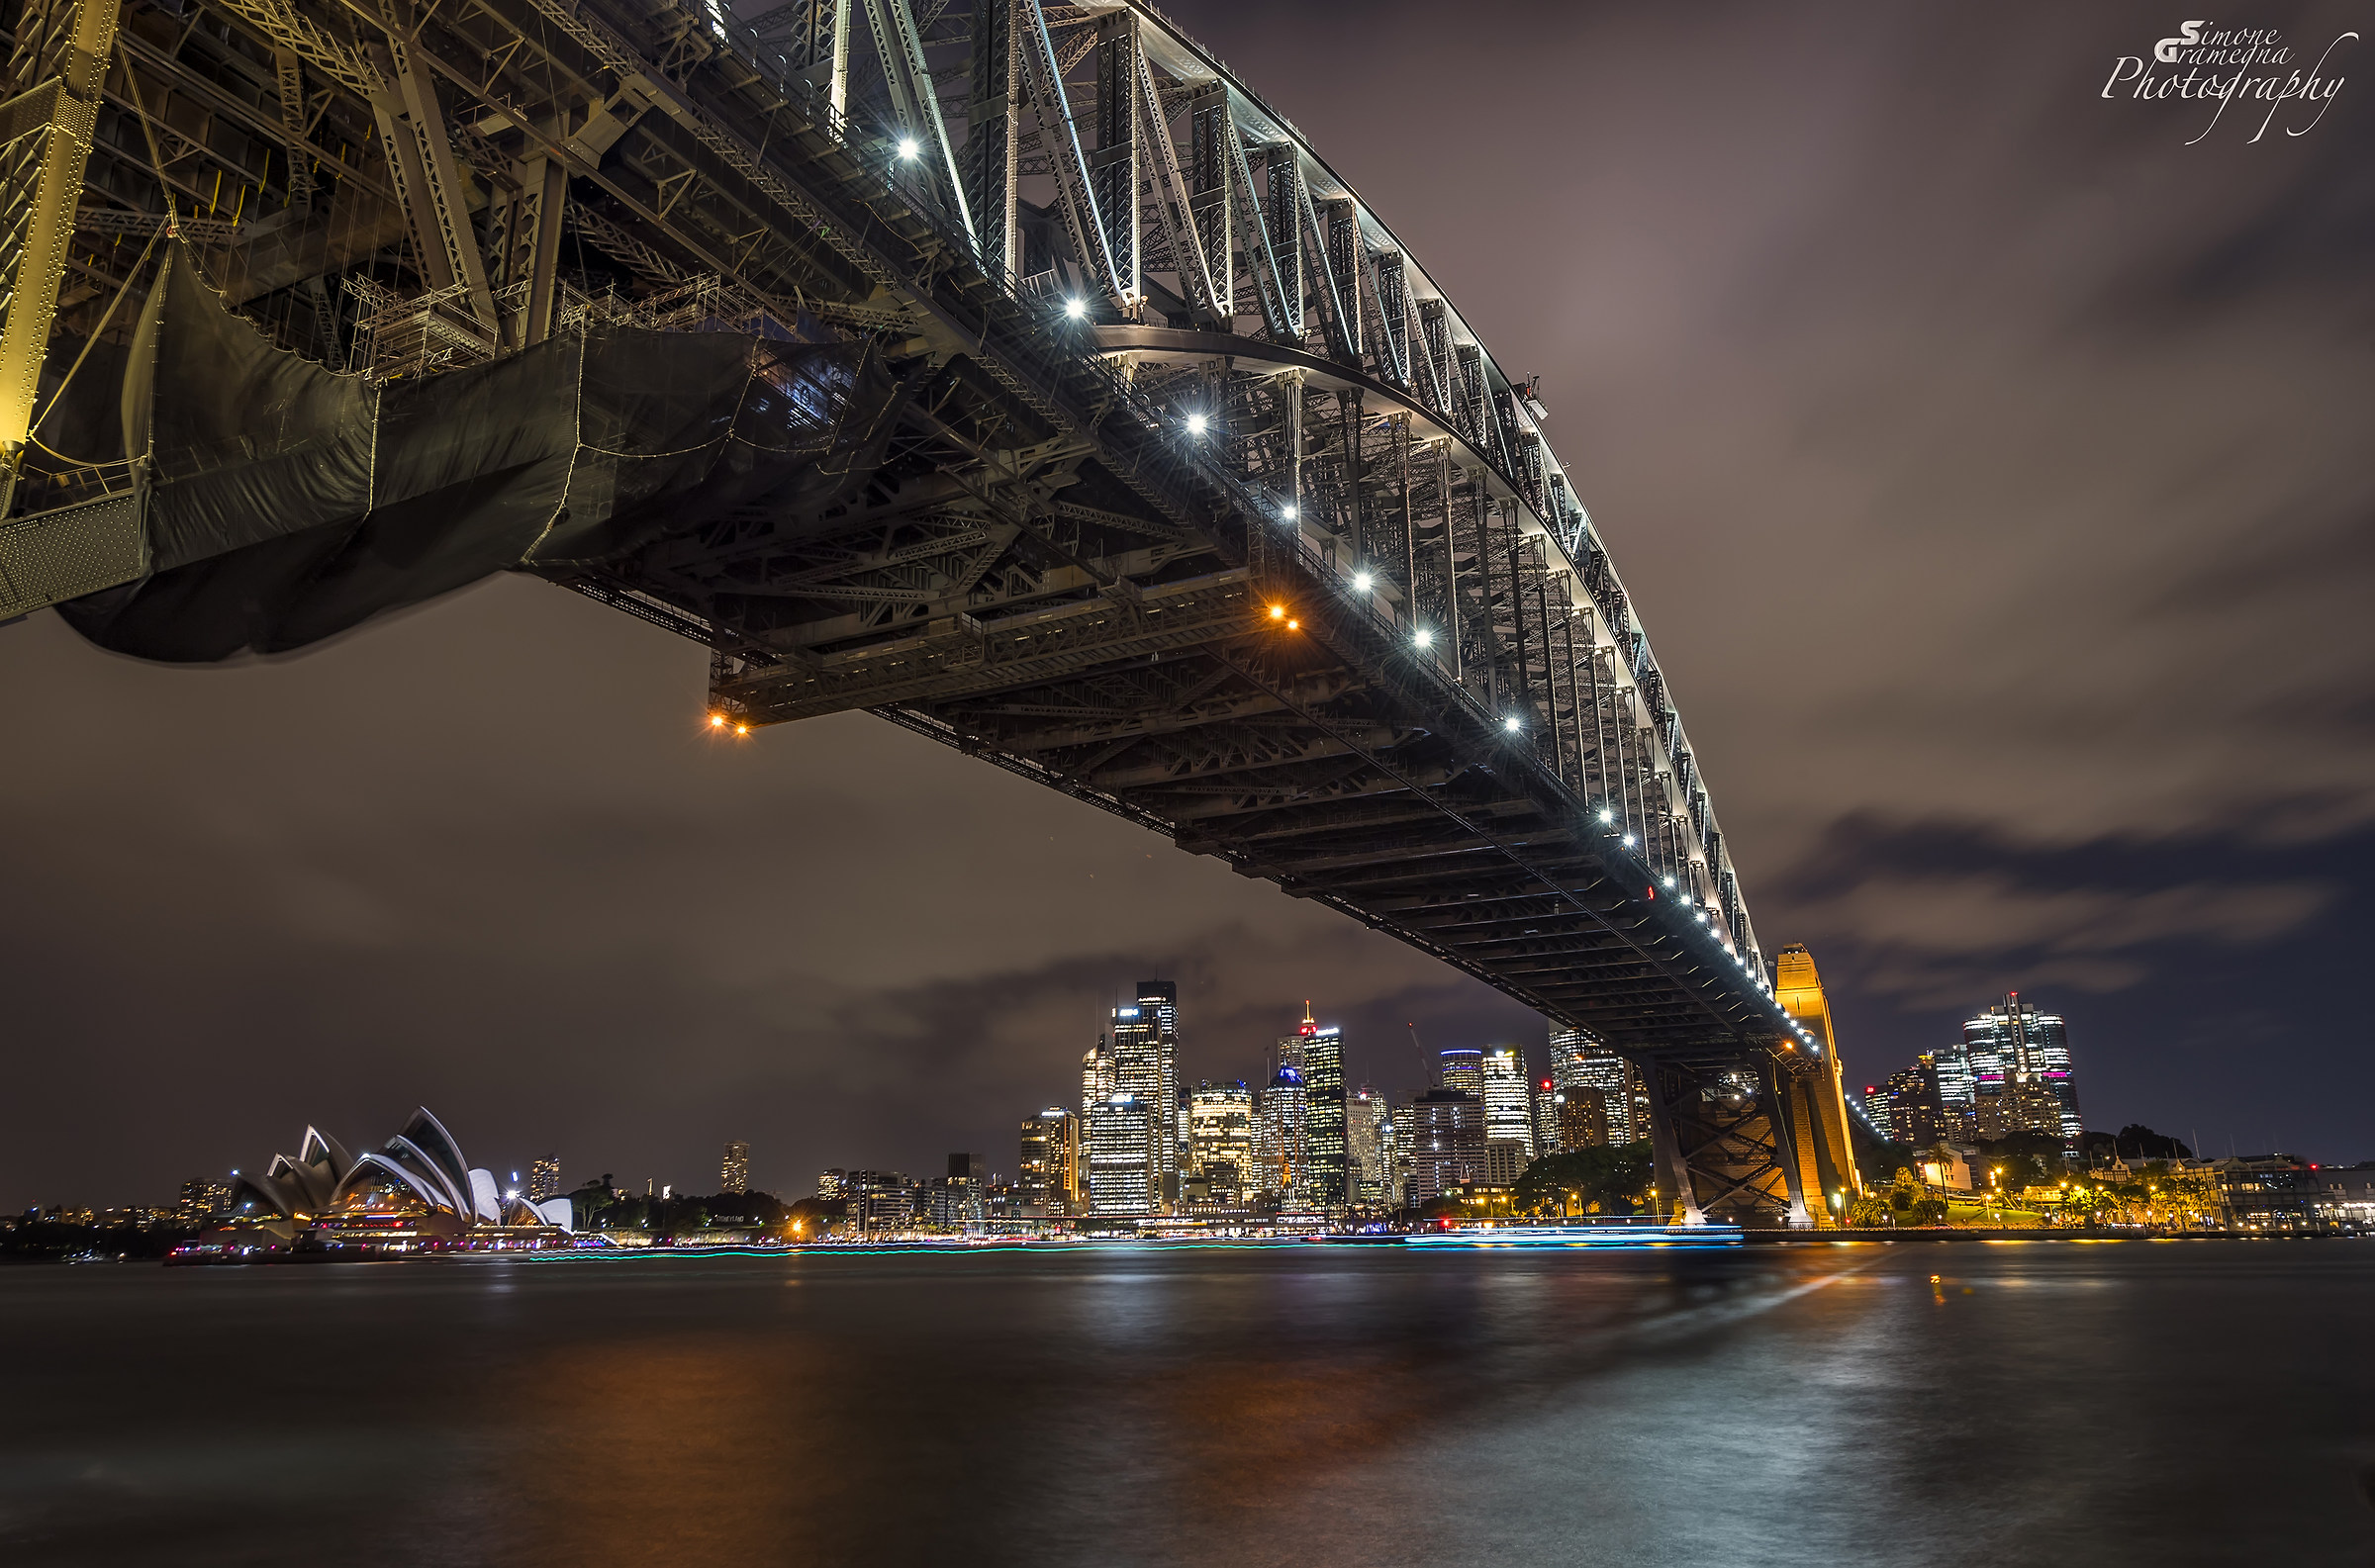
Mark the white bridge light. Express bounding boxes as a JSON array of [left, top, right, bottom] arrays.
[[1413, 627, 1433, 648], [1281, 503, 1297, 519], [1062, 298, 1087, 321], [1598, 809, 1614, 824], [897, 137, 920, 159], [1186, 413, 1209, 434], [1622, 833, 1637, 847], [1503, 715, 1521, 732], [1354, 572, 1373, 592]]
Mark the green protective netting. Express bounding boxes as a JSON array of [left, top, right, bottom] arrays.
[[59, 245, 899, 661]]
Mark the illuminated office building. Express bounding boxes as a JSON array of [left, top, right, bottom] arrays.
[[1291, 1004, 1351, 1208], [1932, 1039, 1978, 1138], [1959, 994, 2081, 1143], [718, 1142, 750, 1195], [1438, 1048, 1484, 1099], [1111, 981, 1182, 1201], [1406, 1089, 1487, 1202], [1347, 1085, 1398, 1208], [1481, 1047, 1535, 1161], [1087, 1094, 1157, 1216], [1550, 1030, 1646, 1145], [1532, 1077, 1562, 1154], [1081, 1034, 1116, 1121], [525, 1154, 561, 1202], [1188, 1081, 1255, 1202], [1858, 1087, 1894, 1142], [1255, 1062, 1308, 1202], [1019, 1106, 1080, 1211], [1877, 1058, 1946, 1147]]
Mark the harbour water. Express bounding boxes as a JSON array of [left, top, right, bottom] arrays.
[[3, 1240, 2368, 1566]]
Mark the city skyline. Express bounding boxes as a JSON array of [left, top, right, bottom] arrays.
[[10, 971, 2334, 1211]]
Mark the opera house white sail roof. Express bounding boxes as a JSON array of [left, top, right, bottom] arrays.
[[229, 1107, 571, 1231]]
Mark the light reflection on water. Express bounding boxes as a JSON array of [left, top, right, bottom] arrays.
[[2, 1242, 2369, 1566]]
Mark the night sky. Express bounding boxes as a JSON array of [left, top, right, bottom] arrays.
[[4, 1, 2369, 1207]]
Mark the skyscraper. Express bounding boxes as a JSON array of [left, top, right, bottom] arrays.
[[1294, 1004, 1351, 1208], [1550, 1030, 1646, 1145], [1081, 1033, 1116, 1122], [1481, 1047, 1535, 1161], [1018, 1107, 1079, 1212], [1857, 1088, 1895, 1142], [1111, 981, 1182, 1203], [1255, 1061, 1308, 1203], [1406, 1089, 1486, 1202], [525, 1154, 561, 1202], [1532, 1078, 1565, 1154], [1879, 1058, 1946, 1148], [1188, 1080, 1255, 1202], [1961, 994, 2081, 1143], [1347, 1085, 1398, 1208], [719, 1141, 751, 1195], [1438, 1048, 1484, 1099], [1087, 1094, 1156, 1216]]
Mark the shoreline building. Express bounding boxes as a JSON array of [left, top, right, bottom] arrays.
[[1549, 1029, 1648, 1146], [1292, 1004, 1352, 1208], [214, 1108, 570, 1250], [1086, 1094, 1157, 1216], [1438, 1048, 1484, 1099], [1111, 981, 1183, 1205], [1960, 994, 2081, 1144], [1876, 1058, 1946, 1148], [1018, 1107, 1080, 1213], [1348, 1085, 1399, 1208], [719, 1142, 750, 1196], [1188, 1080, 1255, 1204], [1081, 1033, 1116, 1123], [1255, 1061, 1309, 1204], [1481, 1047, 1535, 1162], [1406, 1089, 1487, 1203]]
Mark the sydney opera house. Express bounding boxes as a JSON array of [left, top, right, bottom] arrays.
[[202, 1107, 573, 1255]]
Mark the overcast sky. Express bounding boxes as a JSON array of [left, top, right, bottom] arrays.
[[4, 1, 2370, 1206]]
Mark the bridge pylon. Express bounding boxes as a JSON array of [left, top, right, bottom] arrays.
[[1643, 943, 1862, 1228]]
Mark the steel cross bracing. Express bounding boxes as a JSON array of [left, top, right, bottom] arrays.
[[0, 0, 1834, 1222]]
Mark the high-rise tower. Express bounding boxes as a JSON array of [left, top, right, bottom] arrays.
[[1188, 1080, 1255, 1202], [1111, 981, 1182, 1203], [1082, 1033, 1116, 1122], [1960, 994, 2080, 1143], [1292, 1002, 1351, 1208], [1480, 1046, 1535, 1161], [1019, 1106, 1079, 1212], [1438, 1048, 1484, 1098]]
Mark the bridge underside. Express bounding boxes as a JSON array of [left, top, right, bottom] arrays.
[[0, 0, 1846, 1222]]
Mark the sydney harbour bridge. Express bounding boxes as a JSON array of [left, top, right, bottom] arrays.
[[0, 0, 1860, 1222]]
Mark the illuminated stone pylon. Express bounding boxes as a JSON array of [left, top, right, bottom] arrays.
[[1772, 944, 1864, 1224]]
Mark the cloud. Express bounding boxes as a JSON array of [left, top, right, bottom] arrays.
[[1789, 869, 2334, 1006]]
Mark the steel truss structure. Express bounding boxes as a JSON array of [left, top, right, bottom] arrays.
[[0, 0, 1854, 1222]]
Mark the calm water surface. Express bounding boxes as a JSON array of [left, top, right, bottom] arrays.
[[3, 1240, 2369, 1566]]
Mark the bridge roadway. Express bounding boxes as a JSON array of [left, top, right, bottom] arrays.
[[0, 0, 1859, 1221]]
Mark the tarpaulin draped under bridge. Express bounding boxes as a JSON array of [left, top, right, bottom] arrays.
[[53, 244, 901, 661]]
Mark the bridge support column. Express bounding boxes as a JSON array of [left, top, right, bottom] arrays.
[[1643, 1059, 1805, 1228]]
